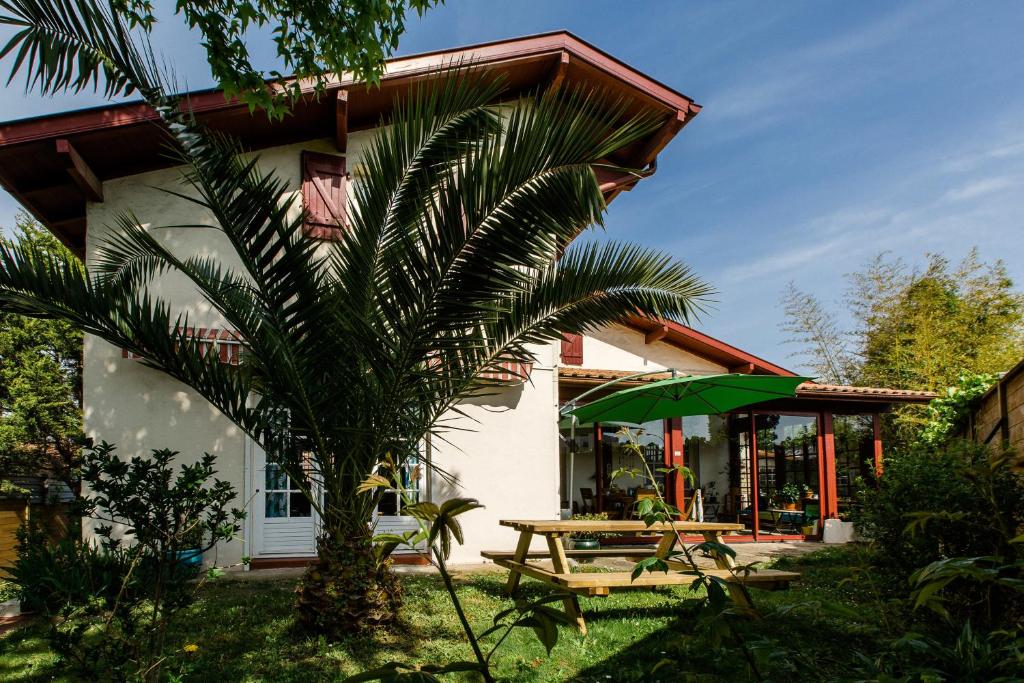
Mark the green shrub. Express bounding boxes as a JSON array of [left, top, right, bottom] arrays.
[[570, 512, 612, 540], [7, 521, 135, 613], [4, 443, 244, 682], [853, 440, 1024, 576]]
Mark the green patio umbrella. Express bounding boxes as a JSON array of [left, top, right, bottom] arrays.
[[559, 371, 810, 518], [568, 373, 811, 424]]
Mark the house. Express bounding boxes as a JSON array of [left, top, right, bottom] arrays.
[[0, 32, 935, 567]]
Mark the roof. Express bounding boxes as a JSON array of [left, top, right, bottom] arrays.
[[622, 316, 796, 376], [0, 31, 701, 255], [557, 367, 937, 405], [795, 383, 936, 403]]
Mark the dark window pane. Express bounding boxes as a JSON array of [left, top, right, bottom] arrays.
[[265, 464, 287, 490], [265, 492, 286, 518], [378, 491, 398, 516], [289, 492, 312, 517]]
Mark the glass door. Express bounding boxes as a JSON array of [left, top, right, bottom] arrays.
[[254, 448, 318, 557], [753, 413, 821, 537], [373, 449, 426, 553], [600, 420, 665, 519]]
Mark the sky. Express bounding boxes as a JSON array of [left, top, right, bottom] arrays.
[[1, 0, 1023, 370]]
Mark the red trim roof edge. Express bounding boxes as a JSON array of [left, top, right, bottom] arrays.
[[623, 316, 797, 377], [0, 30, 698, 148]]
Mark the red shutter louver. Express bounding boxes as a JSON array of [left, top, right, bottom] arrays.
[[301, 150, 348, 240], [561, 333, 583, 365], [479, 359, 534, 385], [122, 327, 242, 365]]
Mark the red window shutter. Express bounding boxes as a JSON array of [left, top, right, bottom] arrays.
[[479, 360, 534, 385], [301, 151, 347, 240], [561, 333, 583, 365]]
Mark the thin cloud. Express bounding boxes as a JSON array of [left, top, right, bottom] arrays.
[[943, 175, 1017, 202]]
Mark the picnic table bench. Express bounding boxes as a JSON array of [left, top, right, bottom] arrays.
[[483, 519, 800, 634]]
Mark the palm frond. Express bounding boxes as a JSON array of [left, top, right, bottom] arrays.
[[0, 0, 157, 97]]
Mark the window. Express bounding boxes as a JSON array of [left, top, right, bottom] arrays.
[[301, 150, 348, 239], [376, 456, 422, 517], [264, 463, 312, 518], [602, 420, 665, 492], [754, 414, 820, 498], [833, 414, 874, 504]]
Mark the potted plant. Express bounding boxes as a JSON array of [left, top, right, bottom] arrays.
[[174, 519, 206, 573], [568, 512, 610, 558], [779, 483, 807, 511]]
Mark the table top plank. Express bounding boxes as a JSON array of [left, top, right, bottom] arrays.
[[552, 568, 801, 588], [499, 519, 744, 533]]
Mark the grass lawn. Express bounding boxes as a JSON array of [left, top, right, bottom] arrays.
[[0, 546, 897, 682]]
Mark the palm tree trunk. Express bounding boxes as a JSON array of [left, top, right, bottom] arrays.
[[295, 513, 402, 636]]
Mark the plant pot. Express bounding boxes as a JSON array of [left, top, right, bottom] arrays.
[[783, 502, 798, 511], [570, 538, 600, 551], [173, 548, 204, 573], [822, 519, 858, 544], [801, 525, 816, 536]]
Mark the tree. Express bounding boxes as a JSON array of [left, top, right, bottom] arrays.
[[848, 250, 1024, 393], [779, 281, 854, 385], [2, 0, 440, 117], [781, 250, 1024, 442], [0, 213, 83, 479], [782, 251, 1024, 389], [0, 1, 713, 634]]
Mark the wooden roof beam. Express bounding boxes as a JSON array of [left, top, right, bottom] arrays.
[[644, 325, 668, 344], [635, 109, 689, 168], [547, 51, 570, 91], [729, 363, 755, 375], [334, 89, 348, 152], [56, 139, 102, 202]]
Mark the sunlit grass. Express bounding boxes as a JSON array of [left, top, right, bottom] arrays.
[[0, 547, 894, 682]]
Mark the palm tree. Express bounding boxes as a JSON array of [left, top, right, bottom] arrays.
[[0, 0, 713, 634]]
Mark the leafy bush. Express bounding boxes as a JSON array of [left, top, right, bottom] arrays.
[[853, 440, 1024, 575], [5, 442, 245, 682], [8, 521, 134, 614], [569, 512, 612, 540], [918, 373, 996, 447]]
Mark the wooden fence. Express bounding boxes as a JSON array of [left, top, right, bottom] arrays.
[[0, 478, 75, 575], [967, 358, 1024, 453], [0, 501, 72, 574]]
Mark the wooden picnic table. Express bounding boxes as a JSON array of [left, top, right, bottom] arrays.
[[483, 519, 800, 634]]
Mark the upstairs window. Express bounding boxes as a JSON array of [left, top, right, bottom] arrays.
[[561, 332, 583, 365], [301, 151, 347, 240]]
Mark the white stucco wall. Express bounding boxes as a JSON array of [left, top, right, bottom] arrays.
[[580, 324, 727, 375], [430, 341, 561, 564], [82, 134, 371, 565]]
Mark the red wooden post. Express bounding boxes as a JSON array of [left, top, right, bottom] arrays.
[[748, 411, 759, 542], [872, 414, 884, 478], [665, 418, 684, 515], [822, 412, 838, 520], [594, 423, 604, 513]]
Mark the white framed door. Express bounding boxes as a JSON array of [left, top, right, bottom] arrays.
[[247, 439, 427, 558], [251, 442, 318, 557], [372, 450, 427, 554]]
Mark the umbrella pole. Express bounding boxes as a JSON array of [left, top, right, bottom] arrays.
[[567, 415, 576, 517]]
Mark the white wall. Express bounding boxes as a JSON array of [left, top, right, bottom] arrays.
[[429, 341, 561, 564], [580, 324, 727, 375], [83, 134, 372, 566]]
